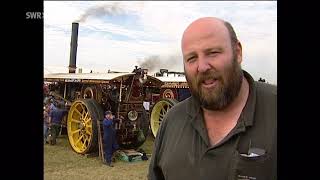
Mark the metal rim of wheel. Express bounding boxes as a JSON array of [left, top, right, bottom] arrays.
[[150, 98, 178, 137], [162, 89, 175, 99], [67, 99, 99, 154], [83, 87, 94, 99], [81, 85, 103, 104]]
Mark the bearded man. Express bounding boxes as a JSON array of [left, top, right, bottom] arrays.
[[148, 17, 277, 180]]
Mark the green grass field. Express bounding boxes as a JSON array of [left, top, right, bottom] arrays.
[[44, 134, 155, 180]]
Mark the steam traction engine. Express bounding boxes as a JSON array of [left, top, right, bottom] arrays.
[[45, 67, 163, 154], [44, 22, 191, 156], [44, 22, 161, 154]]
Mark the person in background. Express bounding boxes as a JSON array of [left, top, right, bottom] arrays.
[[148, 17, 277, 180], [44, 99, 55, 144], [43, 104, 50, 144], [49, 98, 57, 112], [103, 111, 119, 167], [48, 102, 67, 145]]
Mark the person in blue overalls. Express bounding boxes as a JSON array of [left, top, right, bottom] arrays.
[[103, 111, 119, 167], [48, 102, 67, 145]]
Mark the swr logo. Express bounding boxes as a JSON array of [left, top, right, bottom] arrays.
[[26, 12, 43, 19]]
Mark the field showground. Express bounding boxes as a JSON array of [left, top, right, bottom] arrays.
[[44, 134, 154, 180]]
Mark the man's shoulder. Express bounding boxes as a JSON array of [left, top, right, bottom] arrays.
[[166, 97, 192, 116], [255, 81, 277, 98], [163, 97, 194, 125]]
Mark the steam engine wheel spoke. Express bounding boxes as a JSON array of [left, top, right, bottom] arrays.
[[73, 108, 82, 116], [71, 118, 81, 124], [71, 129, 81, 135]]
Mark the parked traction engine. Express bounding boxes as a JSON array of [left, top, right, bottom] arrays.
[[45, 67, 163, 154], [44, 22, 190, 155], [149, 69, 191, 137], [44, 22, 166, 155]]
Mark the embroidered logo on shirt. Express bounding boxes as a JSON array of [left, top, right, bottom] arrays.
[[237, 174, 257, 180]]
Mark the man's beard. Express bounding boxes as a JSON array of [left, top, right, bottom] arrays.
[[185, 56, 243, 110]]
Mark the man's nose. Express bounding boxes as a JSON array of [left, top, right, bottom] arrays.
[[197, 57, 211, 73]]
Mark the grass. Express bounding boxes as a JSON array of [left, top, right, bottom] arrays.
[[44, 134, 155, 180]]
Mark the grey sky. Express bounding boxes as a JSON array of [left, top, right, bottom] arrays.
[[44, 1, 277, 84]]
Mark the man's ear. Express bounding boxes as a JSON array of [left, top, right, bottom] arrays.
[[235, 41, 242, 64]]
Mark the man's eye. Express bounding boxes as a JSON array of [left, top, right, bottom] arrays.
[[209, 51, 218, 55], [187, 56, 196, 62]]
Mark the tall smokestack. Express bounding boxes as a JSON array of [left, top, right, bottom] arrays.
[[69, 22, 79, 73]]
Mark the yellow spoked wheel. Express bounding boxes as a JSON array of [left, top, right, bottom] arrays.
[[67, 99, 102, 154], [150, 98, 178, 137]]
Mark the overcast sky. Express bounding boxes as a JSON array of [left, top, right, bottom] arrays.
[[44, 1, 277, 84]]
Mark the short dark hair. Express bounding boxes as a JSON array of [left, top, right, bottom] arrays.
[[223, 21, 238, 48], [105, 110, 112, 116]]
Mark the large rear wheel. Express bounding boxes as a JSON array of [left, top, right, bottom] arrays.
[[67, 99, 101, 154], [150, 98, 178, 137]]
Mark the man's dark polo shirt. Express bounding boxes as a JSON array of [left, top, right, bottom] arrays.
[[148, 71, 277, 180]]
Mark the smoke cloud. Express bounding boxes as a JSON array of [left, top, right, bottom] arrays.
[[138, 54, 183, 73], [74, 2, 185, 74], [75, 3, 126, 23]]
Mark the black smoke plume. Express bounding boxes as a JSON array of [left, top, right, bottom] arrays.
[[138, 55, 183, 73], [75, 3, 125, 23]]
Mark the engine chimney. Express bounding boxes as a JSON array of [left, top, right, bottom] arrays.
[[69, 22, 79, 73]]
